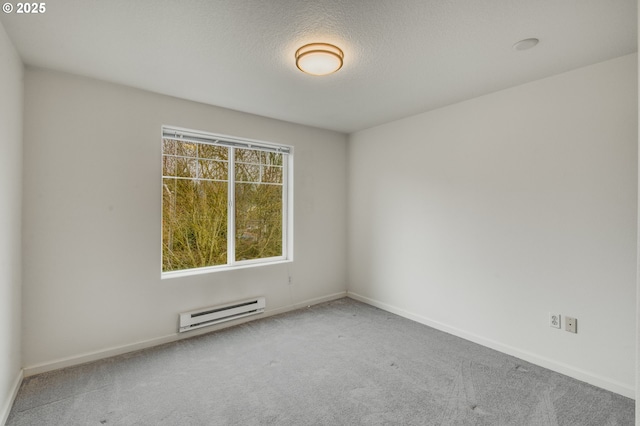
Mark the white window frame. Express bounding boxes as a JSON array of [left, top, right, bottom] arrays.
[[161, 126, 293, 278]]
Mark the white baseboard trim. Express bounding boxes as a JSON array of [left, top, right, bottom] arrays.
[[1, 369, 23, 426], [347, 291, 635, 399], [24, 291, 347, 378]]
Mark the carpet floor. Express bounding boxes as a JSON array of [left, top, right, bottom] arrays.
[[6, 297, 634, 425]]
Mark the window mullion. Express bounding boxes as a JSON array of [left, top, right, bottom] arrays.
[[227, 147, 236, 266]]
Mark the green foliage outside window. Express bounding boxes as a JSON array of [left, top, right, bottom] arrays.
[[162, 139, 285, 272]]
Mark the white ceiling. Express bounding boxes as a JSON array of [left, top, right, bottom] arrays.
[[1, 0, 636, 133]]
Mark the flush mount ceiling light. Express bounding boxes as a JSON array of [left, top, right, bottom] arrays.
[[513, 38, 539, 51], [295, 43, 344, 76]]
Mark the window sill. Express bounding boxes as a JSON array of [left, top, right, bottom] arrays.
[[161, 258, 292, 280]]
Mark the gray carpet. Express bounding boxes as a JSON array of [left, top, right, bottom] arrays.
[[7, 298, 634, 425]]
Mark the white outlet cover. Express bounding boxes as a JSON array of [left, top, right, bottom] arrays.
[[549, 313, 561, 329]]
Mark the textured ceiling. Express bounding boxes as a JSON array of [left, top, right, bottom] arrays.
[[1, 0, 636, 133]]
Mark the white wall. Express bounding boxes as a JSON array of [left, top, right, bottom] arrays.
[[349, 54, 638, 397], [0, 20, 23, 424], [636, 9, 640, 422], [22, 68, 348, 371]]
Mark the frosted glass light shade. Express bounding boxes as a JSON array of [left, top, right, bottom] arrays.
[[295, 43, 344, 76]]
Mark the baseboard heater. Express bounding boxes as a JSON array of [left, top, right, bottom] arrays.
[[179, 297, 266, 333]]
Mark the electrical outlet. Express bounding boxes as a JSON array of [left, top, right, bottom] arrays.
[[565, 317, 577, 333], [549, 313, 561, 329]]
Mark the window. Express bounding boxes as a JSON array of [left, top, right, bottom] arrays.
[[161, 127, 292, 276]]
